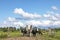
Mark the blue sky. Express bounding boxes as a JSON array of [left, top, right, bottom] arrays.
[[0, 0, 60, 28]]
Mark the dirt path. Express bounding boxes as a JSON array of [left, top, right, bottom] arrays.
[[1, 37, 42, 40]]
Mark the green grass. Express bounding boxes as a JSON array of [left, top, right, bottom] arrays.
[[35, 30, 60, 40], [9, 31, 22, 37], [0, 30, 60, 40], [0, 31, 22, 38], [42, 31, 60, 40]]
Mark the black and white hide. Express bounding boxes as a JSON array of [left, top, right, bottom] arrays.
[[32, 27, 42, 36], [20, 27, 42, 37], [20, 27, 27, 36]]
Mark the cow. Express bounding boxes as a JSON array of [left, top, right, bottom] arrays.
[[20, 25, 32, 37], [20, 27, 27, 36], [20, 25, 43, 37], [31, 27, 43, 36]]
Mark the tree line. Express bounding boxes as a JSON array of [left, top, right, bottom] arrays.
[[0, 27, 60, 32], [0, 27, 20, 32]]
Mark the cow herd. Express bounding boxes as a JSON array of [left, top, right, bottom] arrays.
[[20, 25, 43, 37]]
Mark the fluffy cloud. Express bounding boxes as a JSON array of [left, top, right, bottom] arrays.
[[51, 6, 58, 10], [3, 17, 52, 27], [43, 13, 58, 21], [54, 21, 60, 25], [26, 20, 51, 27], [1, 7, 60, 28], [26, 20, 42, 26], [6, 8, 60, 28], [2, 17, 24, 27], [13, 21, 24, 26], [2, 16, 60, 28], [8, 17, 24, 27], [8, 17, 16, 21], [3, 21, 7, 24], [42, 20, 51, 26], [55, 14, 60, 20], [14, 8, 41, 19]]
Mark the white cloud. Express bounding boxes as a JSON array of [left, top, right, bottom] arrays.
[[3, 18, 51, 27], [26, 20, 51, 27], [42, 20, 51, 26], [14, 8, 24, 15], [14, 8, 41, 19], [51, 6, 58, 10], [1, 17, 24, 27], [5, 11, 60, 28], [3, 21, 7, 24], [43, 13, 51, 18], [53, 21, 60, 26], [1, 8, 60, 28], [8, 17, 16, 21], [55, 14, 60, 20], [43, 13, 58, 21], [52, 16, 58, 21], [1, 15, 60, 28], [13, 21, 24, 26], [26, 20, 42, 26], [7, 17, 24, 27]]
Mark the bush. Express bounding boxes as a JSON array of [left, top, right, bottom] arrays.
[[0, 33, 8, 38]]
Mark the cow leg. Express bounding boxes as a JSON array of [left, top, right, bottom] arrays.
[[33, 33, 36, 37], [23, 33, 24, 36], [27, 31, 30, 37]]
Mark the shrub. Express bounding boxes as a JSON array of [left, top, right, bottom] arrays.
[[0, 33, 8, 38]]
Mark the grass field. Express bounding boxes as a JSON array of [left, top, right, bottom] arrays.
[[0, 31, 22, 38], [0, 30, 60, 40]]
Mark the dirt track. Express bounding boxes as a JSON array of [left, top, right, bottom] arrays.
[[1, 37, 42, 40]]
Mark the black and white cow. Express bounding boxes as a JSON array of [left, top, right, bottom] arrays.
[[20, 27, 27, 36], [32, 27, 43, 36], [20, 25, 42, 37]]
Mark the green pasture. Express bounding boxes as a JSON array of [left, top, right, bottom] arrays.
[[0, 30, 60, 40], [0, 31, 22, 38], [41, 31, 60, 40]]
